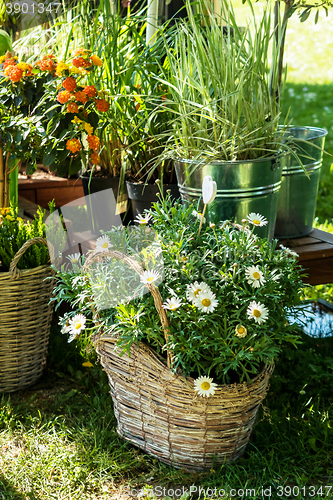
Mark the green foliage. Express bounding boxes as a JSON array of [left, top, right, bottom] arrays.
[[0, 205, 49, 270], [154, 0, 285, 163], [53, 194, 305, 384]]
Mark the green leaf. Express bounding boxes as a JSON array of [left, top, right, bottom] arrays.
[[300, 8, 311, 22], [43, 149, 57, 167]]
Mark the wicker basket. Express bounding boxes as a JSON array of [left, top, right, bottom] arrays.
[[86, 248, 274, 471], [96, 334, 273, 471], [0, 237, 55, 393]]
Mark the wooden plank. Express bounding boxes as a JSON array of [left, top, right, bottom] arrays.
[[17, 189, 36, 204], [18, 195, 50, 220], [280, 236, 319, 248], [310, 228, 333, 245], [36, 185, 84, 208], [300, 256, 333, 286], [296, 242, 333, 261], [19, 177, 82, 190]]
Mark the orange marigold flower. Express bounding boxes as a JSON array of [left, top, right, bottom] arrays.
[[74, 91, 88, 104], [63, 76, 77, 91], [72, 56, 91, 68], [66, 138, 81, 153], [87, 134, 100, 151], [3, 58, 17, 69], [43, 53, 55, 59], [67, 102, 79, 113], [6, 66, 23, 82], [83, 85, 97, 97], [57, 90, 71, 104], [90, 54, 103, 67], [74, 48, 90, 56], [90, 152, 100, 165], [95, 98, 109, 112], [37, 58, 54, 71]]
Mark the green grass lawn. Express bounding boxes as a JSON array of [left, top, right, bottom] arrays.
[[0, 325, 332, 500]]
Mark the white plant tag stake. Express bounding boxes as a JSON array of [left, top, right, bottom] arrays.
[[198, 175, 217, 236]]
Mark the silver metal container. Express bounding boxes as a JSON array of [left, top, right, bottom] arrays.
[[274, 126, 327, 239], [175, 155, 285, 240]]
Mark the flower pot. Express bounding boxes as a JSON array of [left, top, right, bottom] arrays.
[[174, 156, 286, 240], [274, 126, 328, 239], [0, 238, 55, 393], [95, 333, 274, 471], [81, 175, 131, 230], [126, 181, 180, 219]]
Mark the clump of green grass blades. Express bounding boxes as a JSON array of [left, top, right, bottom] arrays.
[[0, 325, 332, 500]]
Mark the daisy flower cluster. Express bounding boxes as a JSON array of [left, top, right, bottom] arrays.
[[52, 196, 305, 394]]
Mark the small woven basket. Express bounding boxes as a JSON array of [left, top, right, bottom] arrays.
[[0, 237, 55, 393], [87, 249, 274, 471]]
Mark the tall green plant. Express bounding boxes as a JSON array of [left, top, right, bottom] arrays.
[[154, 0, 285, 164]]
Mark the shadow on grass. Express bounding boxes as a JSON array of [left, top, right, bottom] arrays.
[[0, 475, 39, 500]]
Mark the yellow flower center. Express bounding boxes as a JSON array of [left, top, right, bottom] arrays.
[[253, 219, 260, 225], [238, 326, 245, 334], [194, 288, 201, 297], [253, 272, 260, 279], [201, 382, 210, 391], [147, 276, 154, 282], [140, 220, 147, 225], [253, 309, 261, 318], [75, 322, 82, 330], [170, 304, 177, 310], [202, 298, 211, 307], [102, 242, 109, 248], [72, 259, 78, 264]]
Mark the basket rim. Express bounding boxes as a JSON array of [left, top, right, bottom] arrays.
[[95, 330, 274, 392], [0, 264, 54, 280]]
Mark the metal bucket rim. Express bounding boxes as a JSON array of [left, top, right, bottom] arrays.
[[174, 153, 285, 167], [278, 125, 328, 141]]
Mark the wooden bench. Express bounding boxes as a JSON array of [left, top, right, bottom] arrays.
[[278, 228, 333, 286]]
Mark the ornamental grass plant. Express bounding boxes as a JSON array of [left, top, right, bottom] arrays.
[[154, 0, 286, 165], [53, 194, 305, 386]]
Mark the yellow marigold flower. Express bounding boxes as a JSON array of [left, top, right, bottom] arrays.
[[17, 217, 23, 222], [6, 215, 14, 221], [84, 123, 94, 135], [90, 54, 103, 67], [1, 207, 10, 215], [71, 116, 82, 124], [56, 61, 69, 75], [82, 361, 94, 368]]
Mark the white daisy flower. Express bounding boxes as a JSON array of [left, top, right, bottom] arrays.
[[66, 253, 81, 266], [135, 213, 152, 225], [140, 269, 160, 285], [279, 244, 298, 258], [245, 265, 265, 288], [95, 235, 112, 253], [186, 281, 211, 303], [194, 289, 218, 313], [68, 314, 86, 341], [162, 296, 182, 311], [194, 376, 218, 398], [247, 213, 268, 227], [235, 324, 247, 338], [192, 210, 206, 224], [247, 301, 269, 325]]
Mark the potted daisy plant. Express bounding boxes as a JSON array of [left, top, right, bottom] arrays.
[[51, 191, 304, 470]]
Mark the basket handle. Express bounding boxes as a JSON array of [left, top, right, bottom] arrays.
[[84, 249, 172, 367], [9, 237, 53, 279]]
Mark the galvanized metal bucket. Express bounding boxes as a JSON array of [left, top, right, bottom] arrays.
[[174, 155, 286, 240], [274, 126, 327, 239]]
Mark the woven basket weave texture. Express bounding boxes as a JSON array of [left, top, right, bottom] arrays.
[[96, 333, 274, 471], [0, 237, 55, 393]]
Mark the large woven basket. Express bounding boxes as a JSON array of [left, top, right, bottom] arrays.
[[96, 334, 273, 471], [0, 237, 55, 393], [85, 249, 273, 471]]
